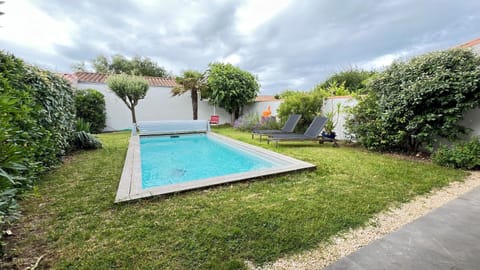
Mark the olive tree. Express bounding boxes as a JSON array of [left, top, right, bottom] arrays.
[[106, 74, 149, 130], [203, 62, 259, 123]]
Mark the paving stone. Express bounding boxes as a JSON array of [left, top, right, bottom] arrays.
[[326, 186, 480, 270]]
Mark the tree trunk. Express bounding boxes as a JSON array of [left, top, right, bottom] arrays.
[[231, 107, 240, 125], [191, 90, 198, 120], [234, 108, 240, 120], [130, 107, 138, 131], [230, 112, 235, 125]]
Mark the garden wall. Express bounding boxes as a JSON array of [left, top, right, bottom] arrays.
[[459, 108, 480, 137], [243, 100, 283, 118], [321, 96, 358, 140], [75, 81, 480, 139], [76, 82, 231, 131], [319, 97, 480, 141], [243, 96, 358, 140]]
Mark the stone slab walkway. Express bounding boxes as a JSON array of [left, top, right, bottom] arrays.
[[326, 186, 480, 270]]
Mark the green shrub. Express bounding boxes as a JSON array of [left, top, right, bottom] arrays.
[[76, 118, 92, 133], [313, 81, 352, 97], [0, 51, 76, 252], [71, 131, 102, 150], [258, 116, 282, 130], [73, 119, 103, 150], [319, 69, 376, 94], [432, 138, 480, 169], [0, 94, 34, 192], [347, 49, 480, 152], [277, 91, 324, 131], [74, 89, 106, 133]]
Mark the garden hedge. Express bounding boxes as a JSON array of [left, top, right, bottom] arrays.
[[0, 51, 76, 250], [347, 49, 480, 152], [74, 88, 106, 133]]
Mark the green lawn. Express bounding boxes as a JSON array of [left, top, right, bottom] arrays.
[[7, 128, 466, 269]]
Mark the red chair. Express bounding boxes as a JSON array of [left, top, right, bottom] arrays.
[[209, 115, 220, 125]]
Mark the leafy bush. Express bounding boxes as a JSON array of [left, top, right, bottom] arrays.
[[347, 49, 480, 152], [71, 131, 102, 150], [319, 69, 376, 94], [0, 51, 76, 252], [432, 138, 480, 169], [74, 89, 106, 133], [234, 112, 260, 131], [72, 119, 102, 150], [0, 94, 33, 191], [313, 82, 352, 97], [76, 118, 92, 133], [277, 91, 324, 131]]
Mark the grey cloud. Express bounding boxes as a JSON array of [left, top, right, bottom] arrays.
[[20, 0, 480, 93]]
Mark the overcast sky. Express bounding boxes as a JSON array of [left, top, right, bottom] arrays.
[[1, 0, 480, 94]]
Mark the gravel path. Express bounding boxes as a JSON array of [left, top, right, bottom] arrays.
[[251, 171, 480, 270]]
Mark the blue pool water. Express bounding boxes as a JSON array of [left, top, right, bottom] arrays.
[[140, 134, 278, 188]]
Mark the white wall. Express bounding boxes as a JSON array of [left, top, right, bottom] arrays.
[[321, 97, 480, 141], [243, 100, 283, 117], [321, 97, 358, 140], [459, 108, 480, 137], [77, 82, 231, 131], [75, 83, 480, 139]]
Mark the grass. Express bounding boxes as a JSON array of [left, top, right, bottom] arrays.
[[5, 128, 466, 269]]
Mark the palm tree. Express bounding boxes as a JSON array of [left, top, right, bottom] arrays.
[[171, 70, 203, 120]]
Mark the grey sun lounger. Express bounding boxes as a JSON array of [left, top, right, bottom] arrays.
[[267, 116, 330, 147], [251, 114, 301, 141]]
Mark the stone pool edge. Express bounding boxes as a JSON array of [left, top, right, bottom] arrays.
[[114, 132, 316, 203]]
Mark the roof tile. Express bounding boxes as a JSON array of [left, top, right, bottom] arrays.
[[457, 37, 480, 48], [255, 95, 280, 102], [70, 72, 177, 87]]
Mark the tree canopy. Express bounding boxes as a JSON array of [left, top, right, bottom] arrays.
[[203, 63, 259, 122], [106, 74, 149, 129], [73, 54, 170, 78], [319, 69, 376, 94], [171, 70, 204, 120]]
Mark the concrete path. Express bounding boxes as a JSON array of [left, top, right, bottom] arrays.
[[326, 186, 480, 270]]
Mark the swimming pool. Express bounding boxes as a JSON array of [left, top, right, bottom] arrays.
[[141, 134, 279, 188], [115, 130, 315, 203]]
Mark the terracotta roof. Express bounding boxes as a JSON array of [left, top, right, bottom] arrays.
[[457, 37, 480, 48], [68, 72, 177, 87], [325, 95, 354, 99], [59, 73, 78, 86], [255, 95, 280, 102]]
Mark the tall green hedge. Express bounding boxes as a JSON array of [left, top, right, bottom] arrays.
[[347, 49, 480, 152], [0, 51, 75, 247], [74, 89, 106, 133]]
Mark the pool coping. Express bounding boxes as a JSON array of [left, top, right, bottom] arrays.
[[114, 132, 316, 203]]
